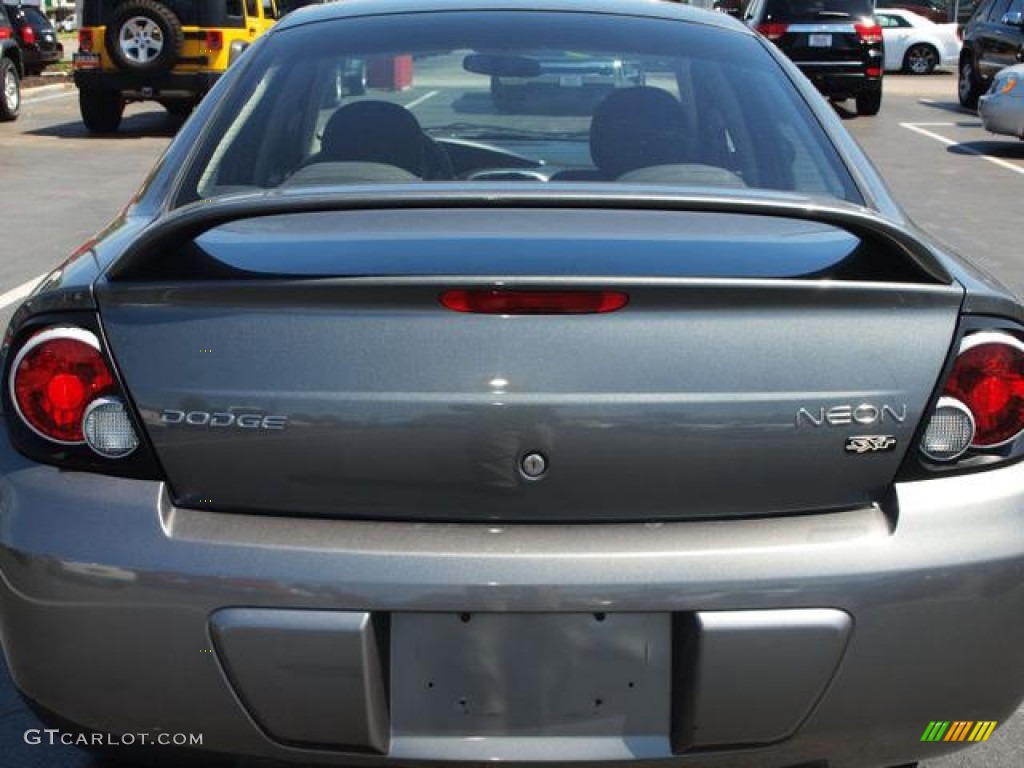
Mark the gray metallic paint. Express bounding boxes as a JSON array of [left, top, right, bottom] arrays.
[[98, 275, 961, 522], [1, 1, 1024, 765], [0, 430, 1021, 765]]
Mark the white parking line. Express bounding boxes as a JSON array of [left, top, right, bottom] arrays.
[[22, 90, 75, 105], [404, 90, 439, 111], [900, 122, 1024, 178], [0, 274, 46, 310]]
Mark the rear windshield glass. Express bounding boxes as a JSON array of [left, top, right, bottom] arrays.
[[762, 0, 876, 20], [8, 4, 49, 27], [178, 10, 860, 205]]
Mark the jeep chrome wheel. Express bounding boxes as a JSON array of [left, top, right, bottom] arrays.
[[105, 0, 184, 75], [118, 16, 165, 65]]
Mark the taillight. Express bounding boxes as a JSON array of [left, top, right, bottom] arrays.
[[205, 30, 223, 51], [78, 29, 93, 52], [440, 290, 629, 314], [756, 22, 788, 41], [855, 21, 883, 44], [943, 333, 1024, 446], [20, 24, 35, 45], [865, 67, 882, 77], [0, 26, 11, 40], [10, 328, 115, 443], [920, 332, 1024, 462], [4, 319, 155, 475]]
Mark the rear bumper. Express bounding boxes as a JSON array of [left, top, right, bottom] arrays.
[[795, 67, 881, 100], [0, 431, 1022, 767], [979, 92, 1024, 138], [22, 46, 62, 71], [73, 69, 220, 99]]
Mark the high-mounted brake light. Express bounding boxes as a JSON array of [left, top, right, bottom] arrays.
[[756, 22, 788, 40], [920, 332, 1024, 461], [10, 327, 116, 444], [855, 21, 883, 44], [440, 290, 629, 315]]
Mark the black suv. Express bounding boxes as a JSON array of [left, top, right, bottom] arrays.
[[958, 0, 1024, 108], [3, 3, 60, 76], [744, 0, 885, 115], [0, 3, 21, 121]]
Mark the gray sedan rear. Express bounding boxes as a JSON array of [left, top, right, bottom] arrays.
[[0, 1, 1022, 767]]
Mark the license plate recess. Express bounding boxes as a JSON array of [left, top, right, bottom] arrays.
[[390, 612, 671, 743]]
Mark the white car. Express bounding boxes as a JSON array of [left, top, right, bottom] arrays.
[[875, 8, 961, 74], [979, 63, 1024, 139]]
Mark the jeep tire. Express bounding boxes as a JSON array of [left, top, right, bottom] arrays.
[[79, 88, 125, 132], [105, 0, 184, 75]]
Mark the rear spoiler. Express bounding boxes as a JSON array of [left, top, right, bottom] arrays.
[[106, 186, 953, 284]]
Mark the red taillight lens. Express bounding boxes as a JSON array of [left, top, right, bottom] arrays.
[[78, 29, 93, 52], [865, 67, 882, 77], [11, 328, 116, 443], [440, 290, 629, 315], [855, 21, 883, 43], [756, 22, 788, 40], [0, 26, 11, 40], [20, 24, 35, 45], [205, 30, 223, 51], [943, 334, 1024, 447]]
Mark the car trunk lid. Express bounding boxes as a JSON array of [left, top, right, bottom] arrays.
[[96, 200, 962, 522]]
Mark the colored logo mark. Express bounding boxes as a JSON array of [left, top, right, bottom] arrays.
[[921, 721, 997, 742]]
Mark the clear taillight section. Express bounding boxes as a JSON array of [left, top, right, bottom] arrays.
[[920, 331, 1024, 462]]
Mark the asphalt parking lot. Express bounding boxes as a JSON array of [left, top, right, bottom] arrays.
[[0, 67, 1022, 767]]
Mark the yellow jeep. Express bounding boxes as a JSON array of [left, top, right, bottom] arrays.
[[73, 0, 277, 132]]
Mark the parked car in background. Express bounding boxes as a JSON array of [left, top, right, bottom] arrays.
[[3, 2, 60, 76], [876, 8, 962, 72], [58, 14, 77, 33], [0, 1, 20, 120], [744, 0, 885, 115], [73, 0, 278, 132], [979, 61, 1024, 136], [958, 0, 1024, 107], [888, 0, 951, 22]]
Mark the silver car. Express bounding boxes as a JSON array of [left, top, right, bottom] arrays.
[[979, 62, 1024, 139], [1, 1, 1022, 767]]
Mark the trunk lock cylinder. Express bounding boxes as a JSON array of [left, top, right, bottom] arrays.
[[520, 452, 548, 480]]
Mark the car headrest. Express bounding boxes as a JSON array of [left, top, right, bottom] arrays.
[[590, 87, 689, 178], [320, 100, 427, 176]]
